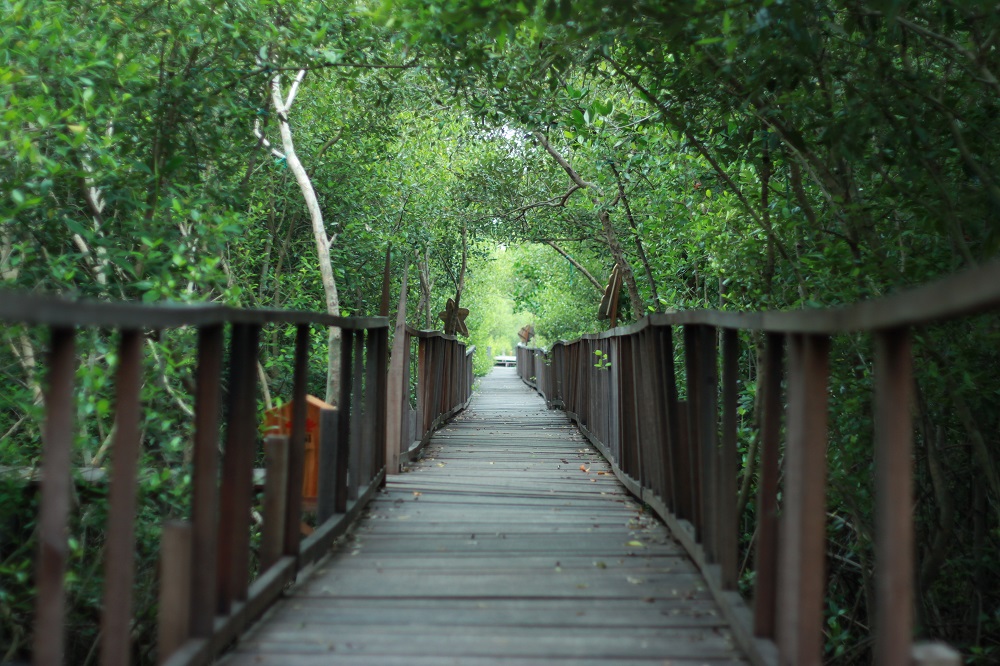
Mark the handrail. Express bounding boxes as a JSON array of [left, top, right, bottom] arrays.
[[0, 291, 389, 666], [559, 259, 1000, 337], [0, 290, 388, 330], [515, 262, 986, 666]]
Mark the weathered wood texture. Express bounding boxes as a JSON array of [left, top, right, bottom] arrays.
[[219, 368, 748, 665]]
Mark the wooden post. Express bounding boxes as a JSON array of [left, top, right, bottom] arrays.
[[683, 325, 703, 537], [334, 329, 354, 514], [754, 332, 784, 638], [101, 328, 144, 666], [157, 521, 192, 665], [216, 323, 260, 613], [719, 328, 739, 589], [34, 326, 77, 666], [283, 324, 309, 559], [874, 328, 914, 666], [776, 334, 829, 666], [190, 324, 223, 637], [348, 330, 365, 501], [260, 435, 289, 571], [386, 268, 410, 474], [697, 325, 718, 563], [316, 409, 339, 523]]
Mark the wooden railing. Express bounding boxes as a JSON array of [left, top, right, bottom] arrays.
[[385, 326, 475, 472], [0, 292, 461, 665], [517, 263, 1000, 666]]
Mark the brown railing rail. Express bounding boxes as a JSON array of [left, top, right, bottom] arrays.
[[517, 262, 1000, 666], [0, 292, 471, 666], [385, 326, 474, 472]]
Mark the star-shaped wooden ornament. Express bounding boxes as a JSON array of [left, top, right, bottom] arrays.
[[438, 298, 470, 337]]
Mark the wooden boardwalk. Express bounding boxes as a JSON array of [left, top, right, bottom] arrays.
[[220, 367, 749, 665]]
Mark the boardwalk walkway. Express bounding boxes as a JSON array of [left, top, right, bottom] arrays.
[[220, 368, 749, 665]]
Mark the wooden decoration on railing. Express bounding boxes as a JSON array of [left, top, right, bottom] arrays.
[[518, 323, 535, 344], [597, 264, 623, 327], [438, 297, 469, 337]]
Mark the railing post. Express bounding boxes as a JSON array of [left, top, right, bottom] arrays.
[[417, 336, 428, 438], [683, 325, 703, 536], [874, 327, 914, 666], [190, 324, 223, 637], [363, 329, 380, 485], [697, 325, 719, 564], [157, 521, 192, 665], [282, 324, 310, 559], [348, 330, 365, 501], [776, 333, 830, 666], [333, 328, 354, 515], [101, 328, 144, 666], [260, 435, 289, 571], [375, 327, 389, 483], [635, 329, 661, 494], [216, 323, 260, 613], [34, 326, 77, 666], [719, 328, 740, 589], [660, 326, 682, 515], [618, 334, 638, 478], [754, 332, 784, 638]]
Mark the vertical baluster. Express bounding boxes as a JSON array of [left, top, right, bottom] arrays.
[[216, 323, 260, 612], [157, 521, 192, 664], [334, 328, 354, 514], [683, 325, 703, 537], [754, 332, 784, 637], [777, 334, 829, 666], [874, 327, 914, 666], [348, 330, 364, 501], [719, 328, 740, 589], [34, 326, 77, 666], [283, 324, 309, 558], [618, 334, 637, 477], [101, 328, 144, 666], [636, 329, 660, 494], [190, 324, 223, 636], [363, 330, 380, 485], [375, 327, 389, 481], [260, 435, 289, 571], [416, 336, 427, 438], [697, 325, 719, 563], [661, 326, 682, 515]]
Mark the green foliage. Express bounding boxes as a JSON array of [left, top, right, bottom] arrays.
[[3, 0, 1000, 663]]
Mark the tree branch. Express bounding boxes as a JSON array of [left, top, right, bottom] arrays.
[[531, 132, 603, 194], [543, 240, 604, 293]]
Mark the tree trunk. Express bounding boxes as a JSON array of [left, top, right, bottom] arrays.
[[270, 70, 342, 404]]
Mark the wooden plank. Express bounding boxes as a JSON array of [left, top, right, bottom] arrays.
[[222, 369, 751, 666]]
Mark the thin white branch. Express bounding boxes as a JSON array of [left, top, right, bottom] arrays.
[[253, 117, 286, 159], [284, 69, 307, 110]]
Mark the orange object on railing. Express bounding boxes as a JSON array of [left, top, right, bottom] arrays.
[[265, 396, 335, 502]]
